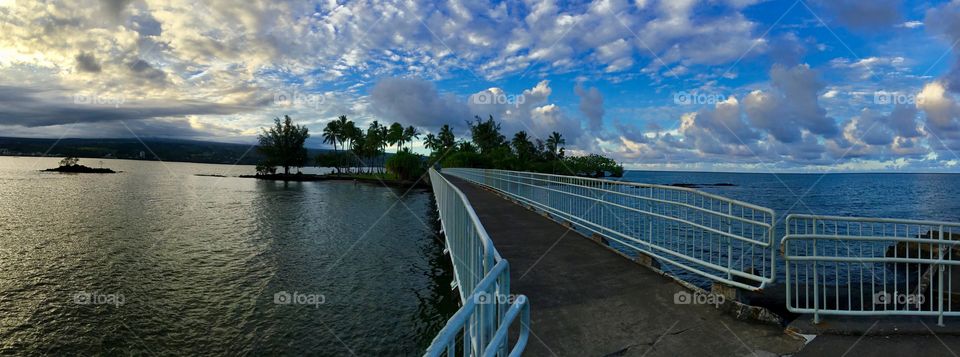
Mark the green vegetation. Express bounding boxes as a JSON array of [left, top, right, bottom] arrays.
[[59, 156, 80, 167], [424, 115, 624, 178], [385, 151, 425, 181], [257, 115, 310, 175], [259, 113, 623, 181]]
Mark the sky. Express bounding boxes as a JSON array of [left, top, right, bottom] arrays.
[[2, 0, 960, 172]]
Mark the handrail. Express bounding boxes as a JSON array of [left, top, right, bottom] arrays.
[[444, 168, 776, 291], [424, 168, 530, 356], [784, 214, 960, 326]]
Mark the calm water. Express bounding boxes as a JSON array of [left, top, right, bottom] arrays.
[[622, 171, 960, 223], [620, 170, 960, 285], [0, 157, 456, 355]]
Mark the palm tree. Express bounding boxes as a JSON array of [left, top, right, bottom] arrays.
[[334, 115, 357, 173], [423, 133, 439, 152], [511, 131, 534, 162], [350, 130, 367, 173], [348, 123, 362, 171], [367, 121, 388, 173], [545, 131, 565, 159], [334, 115, 350, 149], [403, 125, 419, 150], [387, 122, 404, 153], [322, 120, 340, 173], [438, 124, 456, 152]]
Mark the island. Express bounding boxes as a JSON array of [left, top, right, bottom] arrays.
[[43, 157, 116, 174]]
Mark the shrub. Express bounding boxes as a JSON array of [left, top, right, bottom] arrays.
[[440, 151, 486, 169], [385, 151, 425, 180]]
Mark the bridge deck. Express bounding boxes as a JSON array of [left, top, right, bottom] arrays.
[[445, 175, 804, 356]]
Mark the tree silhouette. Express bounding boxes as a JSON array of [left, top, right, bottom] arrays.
[[322, 120, 340, 173], [388, 122, 404, 153], [257, 115, 309, 175], [403, 125, 419, 150], [545, 131, 565, 159], [468, 115, 506, 154], [511, 131, 535, 162], [59, 156, 79, 167]]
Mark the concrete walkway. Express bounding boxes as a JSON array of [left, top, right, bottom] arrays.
[[446, 176, 804, 356]]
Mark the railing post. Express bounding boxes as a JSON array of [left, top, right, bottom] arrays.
[[939, 226, 946, 327], [812, 218, 820, 324], [727, 203, 733, 281]]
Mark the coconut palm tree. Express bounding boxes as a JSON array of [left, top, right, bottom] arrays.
[[387, 122, 404, 153], [438, 124, 456, 152], [423, 133, 438, 153], [403, 125, 419, 150], [545, 131, 565, 159], [511, 131, 534, 162], [322, 120, 341, 173]]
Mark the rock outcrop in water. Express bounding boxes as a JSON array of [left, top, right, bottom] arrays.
[[43, 157, 116, 173]]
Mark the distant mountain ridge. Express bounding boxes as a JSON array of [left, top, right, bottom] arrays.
[[0, 137, 332, 165]]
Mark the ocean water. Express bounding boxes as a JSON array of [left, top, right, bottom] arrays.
[[0, 157, 456, 355], [621, 170, 960, 223], [618, 170, 960, 290]]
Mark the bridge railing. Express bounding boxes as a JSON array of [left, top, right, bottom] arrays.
[[443, 168, 776, 291], [784, 214, 960, 325], [425, 168, 529, 357]]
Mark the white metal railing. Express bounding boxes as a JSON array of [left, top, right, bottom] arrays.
[[425, 168, 529, 356], [784, 214, 960, 325], [444, 168, 776, 291]]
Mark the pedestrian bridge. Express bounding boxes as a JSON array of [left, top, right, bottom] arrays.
[[423, 168, 960, 356]]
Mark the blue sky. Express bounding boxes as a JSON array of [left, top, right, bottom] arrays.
[[2, 0, 960, 171]]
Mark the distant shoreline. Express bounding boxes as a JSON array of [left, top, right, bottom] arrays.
[[5, 155, 960, 175]]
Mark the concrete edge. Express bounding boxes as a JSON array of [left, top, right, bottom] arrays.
[[470, 183, 787, 327], [786, 315, 960, 336]]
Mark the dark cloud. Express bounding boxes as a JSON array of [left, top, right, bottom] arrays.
[[128, 59, 167, 84], [0, 85, 248, 128], [743, 64, 837, 143], [575, 83, 605, 133], [131, 13, 162, 36], [768, 33, 806, 66], [75, 52, 102, 73], [816, 0, 903, 30], [99, 0, 133, 19], [679, 98, 759, 157], [368, 77, 469, 130], [888, 104, 921, 138]]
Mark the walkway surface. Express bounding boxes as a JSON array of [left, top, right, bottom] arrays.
[[446, 175, 805, 356]]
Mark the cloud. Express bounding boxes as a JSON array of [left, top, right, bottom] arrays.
[[75, 52, 102, 73], [0, 85, 248, 127], [574, 83, 605, 133], [368, 77, 469, 130], [815, 0, 903, 30], [898, 20, 923, 29], [742, 64, 838, 143], [925, 1, 960, 93], [917, 81, 960, 134]]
